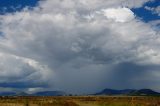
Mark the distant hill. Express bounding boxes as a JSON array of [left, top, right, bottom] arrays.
[[0, 92, 16, 96], [0, 89, 159, 96], [95, 89, 160, 96], [95, 89, 135, 95], [130, 89, 160, 96], [16, 92, 30, 96], [0, 91, 66, 96], [33, 91, 67, 96]]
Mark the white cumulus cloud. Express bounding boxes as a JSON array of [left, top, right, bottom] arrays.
[[100, 7, 135, 22]]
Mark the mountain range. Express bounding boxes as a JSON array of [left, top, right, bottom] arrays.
[[95, 88, 160, 96], [0, 91, 67, 96], [0, 89, 159, 96]]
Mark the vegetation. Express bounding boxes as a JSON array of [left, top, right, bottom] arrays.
[[0, 96, 159, 106]]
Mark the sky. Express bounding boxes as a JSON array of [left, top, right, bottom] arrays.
[[0, 0, 159, 94]]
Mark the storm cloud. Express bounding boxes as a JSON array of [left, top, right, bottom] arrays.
[[0, 0, 159, 94]]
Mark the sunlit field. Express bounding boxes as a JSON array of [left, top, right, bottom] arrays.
[[0, 96, 159, 106]]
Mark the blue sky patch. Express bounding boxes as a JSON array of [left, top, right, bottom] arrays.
[[132, 0, 160, 22], [0, 0, 40, 14]]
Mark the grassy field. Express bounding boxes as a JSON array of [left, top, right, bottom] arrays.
[[0, 96, 159, 106]]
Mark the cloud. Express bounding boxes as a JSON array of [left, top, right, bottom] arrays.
[[145, 6, 160, 16], [0, 52, 52, 87], [99, 7, 134, 22], [0, 0, 159, 94]]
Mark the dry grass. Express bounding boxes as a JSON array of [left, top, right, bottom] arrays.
[[0, 96, 159, 106]]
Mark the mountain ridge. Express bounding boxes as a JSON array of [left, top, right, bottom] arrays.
[[0, 89, 159, 96], [95, 88, 160, 96]]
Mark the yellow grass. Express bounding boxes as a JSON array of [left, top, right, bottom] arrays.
[[0, 96, 159, 106]]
